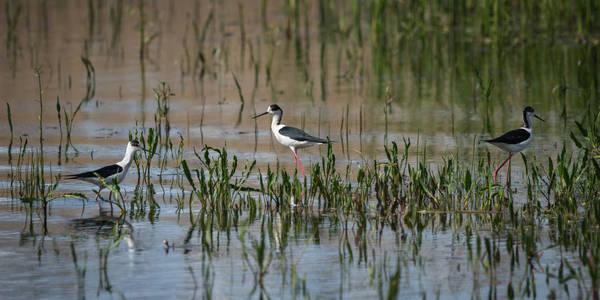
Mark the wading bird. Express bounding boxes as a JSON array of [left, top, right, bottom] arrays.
[[64, 140, 147, 204], [253, 104, 328, 178], [482, 106, 544, 185]]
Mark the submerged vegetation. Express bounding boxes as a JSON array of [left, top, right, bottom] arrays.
[[1, 0, 600, 298]]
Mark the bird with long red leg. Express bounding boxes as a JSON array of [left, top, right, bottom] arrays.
[[253, 104, 328, 179], [482, 106, 544, 185]]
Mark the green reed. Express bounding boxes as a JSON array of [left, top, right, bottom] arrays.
[[153, 81, 174, 142], [129, 127, 159, 210], [56, 96, 83, 159], [182, 145, 257, 211], [13, 69, 79, 215], [63, 99, 83, 153], [35, 67, 45, 193], [9, 70, 85, 230]]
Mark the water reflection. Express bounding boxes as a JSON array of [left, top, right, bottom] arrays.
[[71, 211, 133, 298], [70, 211, 133, 239]]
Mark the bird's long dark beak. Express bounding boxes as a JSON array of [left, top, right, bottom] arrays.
[[252, 111, 268, 119], [534, 114, 545, 121], [140, 147, 149, 153]]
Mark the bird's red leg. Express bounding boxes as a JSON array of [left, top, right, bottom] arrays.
[[493, 153, 512, 184], [505, 153, 513, 186], [291, 149, 306, 202], [293, 150, 306, 178]]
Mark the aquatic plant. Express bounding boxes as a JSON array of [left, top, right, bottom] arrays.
[[154, 81, 174, 142], [9, 69, 86, 235], [182, 145, 257, 211]]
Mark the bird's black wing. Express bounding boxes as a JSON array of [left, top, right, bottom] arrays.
[[65, 164, 123, 179], [279, 126, 328, 143], [483, 128, 530, 144]]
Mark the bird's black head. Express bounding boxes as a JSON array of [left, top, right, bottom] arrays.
[[268, 104, 282, 113], [252, 104, 282, 120], [522, 106, 544, 127], [128, 139, 149, 153]]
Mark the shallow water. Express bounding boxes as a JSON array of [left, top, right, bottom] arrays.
[[0, 0, 597, 298]]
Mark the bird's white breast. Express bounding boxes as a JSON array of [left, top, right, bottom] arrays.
[[492, 136, 532, 153]]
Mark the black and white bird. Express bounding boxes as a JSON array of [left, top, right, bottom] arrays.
[[64, 140, 147, 202], [482, 106, 544, 185], [253, 104, 328, 178]]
